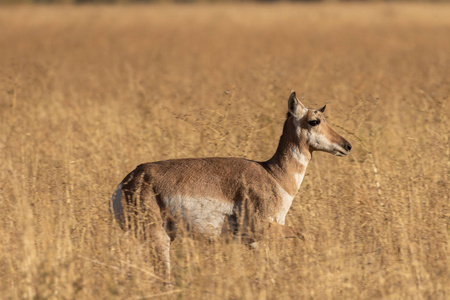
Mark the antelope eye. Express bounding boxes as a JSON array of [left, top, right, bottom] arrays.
[[308, 120, 320, 126]]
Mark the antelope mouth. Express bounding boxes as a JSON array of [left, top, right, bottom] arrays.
[[333, 150, 348, 157], [333, 142, 352, 157], [333, 146, 351, 157]]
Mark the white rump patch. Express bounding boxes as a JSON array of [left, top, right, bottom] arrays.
[[163, 196, 234, 238], [111, 183, 125, 229]]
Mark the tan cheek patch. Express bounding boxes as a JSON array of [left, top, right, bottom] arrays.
[[320, 121, 344, 144]]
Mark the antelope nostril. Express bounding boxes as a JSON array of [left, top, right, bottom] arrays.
[[346, 143, 352, 152]]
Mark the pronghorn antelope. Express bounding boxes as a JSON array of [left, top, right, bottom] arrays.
[[111, 90, 351, 279]]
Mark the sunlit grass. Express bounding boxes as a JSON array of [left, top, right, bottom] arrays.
[[0, 3, 449, 299]]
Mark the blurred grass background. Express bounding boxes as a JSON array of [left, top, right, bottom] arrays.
[[0, 3, 449, 299], [1, 0, 448, 4]]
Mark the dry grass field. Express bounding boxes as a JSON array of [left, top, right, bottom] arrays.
[[0, 3, 449, 299]]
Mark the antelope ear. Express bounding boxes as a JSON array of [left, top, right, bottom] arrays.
[[318, 105, 326, 113], [288, 90, 307, 118]]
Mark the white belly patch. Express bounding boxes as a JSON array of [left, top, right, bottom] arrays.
[[163, 196, 234, 237]]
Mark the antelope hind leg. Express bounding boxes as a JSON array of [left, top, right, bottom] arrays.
[[148, 225, 171, 283]]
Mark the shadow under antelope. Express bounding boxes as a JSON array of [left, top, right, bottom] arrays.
[[110, 90, 352, 280]]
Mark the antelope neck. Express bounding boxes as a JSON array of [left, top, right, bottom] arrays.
[[264, 118, 311, 196]]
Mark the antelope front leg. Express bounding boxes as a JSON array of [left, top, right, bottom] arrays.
[[267, 222, 305, 240], [249, 222, 304, 250]]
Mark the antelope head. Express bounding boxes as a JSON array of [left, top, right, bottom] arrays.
[[288, 90, 352, 157]]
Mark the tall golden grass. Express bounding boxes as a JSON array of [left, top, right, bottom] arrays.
[[0, 3, 449, 299]]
